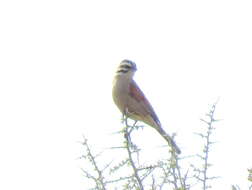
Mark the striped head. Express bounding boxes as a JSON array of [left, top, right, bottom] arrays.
[[116, 59, 137, 77]]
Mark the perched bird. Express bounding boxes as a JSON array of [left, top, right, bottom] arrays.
[[112, 59, 181, 154]]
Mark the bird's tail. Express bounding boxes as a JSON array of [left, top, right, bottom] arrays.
[[156, 127, 181, 154]]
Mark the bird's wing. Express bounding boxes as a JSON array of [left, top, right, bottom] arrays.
[[128, 80, 161, 127]]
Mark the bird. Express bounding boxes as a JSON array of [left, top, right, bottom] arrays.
[[112, 59, 181, 154]]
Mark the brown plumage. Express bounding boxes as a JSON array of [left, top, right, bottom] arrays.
[[112, 59, 181, 154]]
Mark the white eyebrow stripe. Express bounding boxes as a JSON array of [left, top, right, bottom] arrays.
[[120, 63, 132, 68]]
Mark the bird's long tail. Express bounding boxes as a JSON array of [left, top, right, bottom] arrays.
[[156, 127, 181, 154]]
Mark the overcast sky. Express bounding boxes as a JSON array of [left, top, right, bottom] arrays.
[[0, 0, 252, 189]]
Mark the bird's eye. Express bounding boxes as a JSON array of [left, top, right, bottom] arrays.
[[116, 69, 128, 73], [121, 65, 131, 69]]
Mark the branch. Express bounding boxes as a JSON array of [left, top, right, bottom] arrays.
[[81, 136, 107, 190], [196, 101, 220, 190], [124, 120, 145, 190], [170, 150, 189, 190]]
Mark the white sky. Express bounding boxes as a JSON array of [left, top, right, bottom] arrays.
[[0, 0, 252, 189]]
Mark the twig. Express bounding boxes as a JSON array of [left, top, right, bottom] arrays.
[[202, 103, 216, 190], [81, 136, 107, 190], [124, 120, 145, 190], [194, 101, 220, 190], [170, 150, 188, 190]]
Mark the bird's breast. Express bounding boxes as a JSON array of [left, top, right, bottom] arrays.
[[112, 77, 130, 113]]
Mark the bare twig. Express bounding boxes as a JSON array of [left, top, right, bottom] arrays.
[[81, 136, 107, 190], [170, 149, 189, 190], [194, 101, 220, 190], [124, 120, 145, 190], [231, 185, 241, 190]]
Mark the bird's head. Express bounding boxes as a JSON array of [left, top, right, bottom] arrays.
[[116, 59, 137, 78]]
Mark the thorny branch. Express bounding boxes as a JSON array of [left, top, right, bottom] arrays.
[[193, 101, 220, 190], [79, 102, 252, 190], [169, 149, 190, 190], [80, 136, 107, 190], [124, 118, 145, 190]]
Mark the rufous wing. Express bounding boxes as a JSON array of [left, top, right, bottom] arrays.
[[128, 80, 161, 127]]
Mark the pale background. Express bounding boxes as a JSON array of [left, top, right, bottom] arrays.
[[0, 0, 252, 189]]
